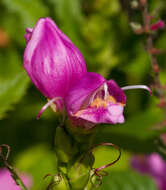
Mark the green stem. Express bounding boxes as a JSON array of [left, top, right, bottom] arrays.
[[7, 164, 28, 190], [0, 145, 28, 190]]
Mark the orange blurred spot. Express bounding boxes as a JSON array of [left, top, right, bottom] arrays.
[[0, 28, 10, 48]]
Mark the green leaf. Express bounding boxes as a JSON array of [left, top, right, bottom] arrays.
[[0, 72, 29, 119], [95, 107, 164, 153], [0, 48, 29, 119], [1, 0, 49, 26], [15, 144, 57, 190], [93, 147, 130, 172], [98, 170, 158, 190], [49, 0, 85, 52]]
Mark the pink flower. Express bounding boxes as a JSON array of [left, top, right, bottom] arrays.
[[0, 168, 32, 190], [24, 17, 151, 127], [131, 153, 166, 190]]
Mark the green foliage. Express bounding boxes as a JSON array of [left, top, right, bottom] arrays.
[[68, 154, 94, 190], [0, 71, 29, 119], [48, 0, 85, 52], [1, 0, 49, 26], [15, 144, 57, 190], [98, 170, 158, 190], [0, 48, 29, 119], [93, 147, 130, 172], [49, 173, 70, 190], [95, 106, 164, 153], [54, 127, 77, 163]]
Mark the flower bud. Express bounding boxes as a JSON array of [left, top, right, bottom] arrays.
[[68, 153, 94, 190], [130, 22, 144, 34], [24, 18, 87, 101], [54, 127, 77, 163], [131, 0, 139, 9], [47, 173, 70, 190]]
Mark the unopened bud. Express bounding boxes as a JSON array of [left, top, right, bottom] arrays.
[[131, 0, 139, 9], [130, 22, 144, 34], [54, 127, 77, 163], [47, 173, 70, 190], [68, 153, 94, 190]]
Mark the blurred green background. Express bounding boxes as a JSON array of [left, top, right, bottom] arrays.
[[0, 0, 166, 189]]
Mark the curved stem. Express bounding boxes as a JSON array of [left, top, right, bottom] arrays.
[[90, 142, 121, 175]]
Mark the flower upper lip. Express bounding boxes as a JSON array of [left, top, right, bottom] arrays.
[[24, 17, 87, 100]]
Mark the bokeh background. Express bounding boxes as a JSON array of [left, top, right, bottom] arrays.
[[0, 0, 166, 189]]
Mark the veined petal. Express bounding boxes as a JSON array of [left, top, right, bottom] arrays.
[[73, 103, 124, 124], [24, 17, 87, 99]]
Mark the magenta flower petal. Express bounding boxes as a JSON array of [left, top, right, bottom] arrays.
[[24, 17, 87, 99], [131, 153, 166, 177], [73, 104, 124, 124], [131, 155, 150, 174], [107, 80, 126, 104], [0, 169, 32, 190], [147, 154, 166, 177], [24, 28, 33, 43], [131, 153, 166, 190], [65, 72, 126, 125]]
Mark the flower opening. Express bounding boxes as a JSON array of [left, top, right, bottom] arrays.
[[65, 72, 126, 125]]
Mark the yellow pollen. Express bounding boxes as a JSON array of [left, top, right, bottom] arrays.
[[74, 96, 125, 117], [90, 95, 119, 108], [106, 96, 116, 104], [90, 97, 107, 108]]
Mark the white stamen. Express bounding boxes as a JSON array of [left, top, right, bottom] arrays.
[[37, 97, 62, 120], [121, 85, 152, 95], [104, 83, 109, 99]]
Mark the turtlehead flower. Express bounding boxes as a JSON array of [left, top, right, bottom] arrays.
[[24, 17, 151, 127], [131, 153, 166, 190], [65, 72, 126, 125], [24, 17, 87, 101], [0, 168, 32, 190]]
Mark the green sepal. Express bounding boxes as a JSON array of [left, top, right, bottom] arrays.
[[65, 119, 96, 144], [68, 153, 94, 190], [54, 126, 77, 163], [84, 170, 97, 190], [47, 173, 70, 190]]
